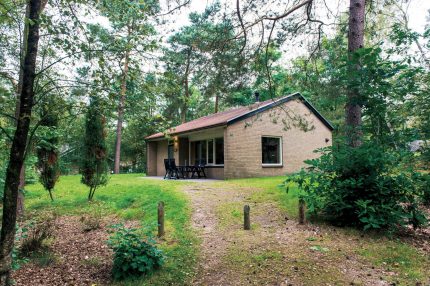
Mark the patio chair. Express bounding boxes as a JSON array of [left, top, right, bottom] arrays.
[[191, 159, 206, 178], [170, 158, 185, 179], [163, 159, 171, 179]]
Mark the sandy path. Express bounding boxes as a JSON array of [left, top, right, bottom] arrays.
[[183, 182, 391, 286]]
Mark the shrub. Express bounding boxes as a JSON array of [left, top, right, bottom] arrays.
[[284, 143, 428, 232], [107, 224, 164, 280], [19, 212, 56, 256]]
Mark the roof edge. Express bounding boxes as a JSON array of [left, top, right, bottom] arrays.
[[145, 122, 227, 141], [227, 92, 334, 131]]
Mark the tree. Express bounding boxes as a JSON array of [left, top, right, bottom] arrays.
[[345, 0, 366, 147], [94, 0, 159, 174], [36, 100, 60, 201], [80, 96, 108, 201], [0, 0, 44, 283]]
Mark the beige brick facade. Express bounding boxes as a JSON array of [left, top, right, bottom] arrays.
[[146, 98, 332, 179], [224, 99, 332, 179]]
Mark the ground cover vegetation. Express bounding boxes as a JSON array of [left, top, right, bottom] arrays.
[[0, 0, 429, 284]]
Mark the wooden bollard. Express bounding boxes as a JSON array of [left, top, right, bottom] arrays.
[[298, 198, 306, 224], [158, 201, 165, 237], [244, 205, 251, 230]]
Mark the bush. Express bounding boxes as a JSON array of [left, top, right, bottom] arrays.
[[107, 224, 164, 280], [284, 143, 428, 232], [19, 212, 56, 256]]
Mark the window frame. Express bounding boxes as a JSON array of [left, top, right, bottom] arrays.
[[261, 136, 283, 167], [190, 137, 224, 167]]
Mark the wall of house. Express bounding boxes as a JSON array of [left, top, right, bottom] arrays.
[[156, 140, 168, 176], [146, 141, 158, 176], [224, 99, 332, 179], [205, 167, 224, 179]]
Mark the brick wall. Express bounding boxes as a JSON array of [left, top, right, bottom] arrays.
[[224, 99, 332, 179], [156, 140, 168, 176], [146, 141, 158, 176]]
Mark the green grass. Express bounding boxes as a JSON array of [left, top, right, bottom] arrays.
[[359, 240, 430, 284], [22, 174, 430, 285], [25, 174, 199, 285], [227, 176, 300, 218]]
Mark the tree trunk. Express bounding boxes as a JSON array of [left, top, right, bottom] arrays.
[[214, 94, 219, 113], [15, 4, 31, 217], [345, 0, 365, 147], [113, 49, 130, 174], [0, 0, 43, 283], [181, 48, 192, 123]]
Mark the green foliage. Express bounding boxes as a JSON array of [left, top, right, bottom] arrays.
[[107, 224, 164, 280], [36, 101, 60, 201], [284, 143, 428, 232], [80, 96, 109, 200]]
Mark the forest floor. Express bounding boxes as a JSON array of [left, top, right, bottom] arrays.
[[10, 174, 430, 286]]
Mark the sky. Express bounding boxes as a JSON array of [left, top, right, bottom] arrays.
[[158, 0, 430, 64], [169, 0, 430, 33]]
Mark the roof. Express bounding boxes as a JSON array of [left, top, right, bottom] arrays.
[[145, 92, 333, 140]]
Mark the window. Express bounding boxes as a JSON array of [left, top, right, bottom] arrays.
[[192, 138, 224, 166], [215, 138, 224, 165], [195, 141, 207, 164], [207, 139, 214, 164], [262, 136, 282, 166]]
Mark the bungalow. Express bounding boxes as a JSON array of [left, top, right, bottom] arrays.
[[145, 92, 333, 179]]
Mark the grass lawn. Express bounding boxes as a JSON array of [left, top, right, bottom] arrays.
[[18, 174, 430, 285], [24, 174, 199, 286]]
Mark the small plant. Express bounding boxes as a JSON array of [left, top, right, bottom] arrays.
[[32, 251, 59, 267], [107, 224, 164, 280], [19, 212, 56, 256], [80, 203, 105, 231]]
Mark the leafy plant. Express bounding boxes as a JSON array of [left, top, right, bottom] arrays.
[[284, 143, 428, 232], [107, 224, 164, 280]]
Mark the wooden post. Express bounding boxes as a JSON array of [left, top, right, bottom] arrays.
[[158, 201, 165, 237], [298, 198, 306, 225], [244, 205, 250, 230]]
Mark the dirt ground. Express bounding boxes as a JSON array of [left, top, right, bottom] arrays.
[[10, 181, 429, 286], [183, 182, 429, 286]]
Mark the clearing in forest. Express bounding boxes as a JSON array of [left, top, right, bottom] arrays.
[[12, 174, 430, 286]]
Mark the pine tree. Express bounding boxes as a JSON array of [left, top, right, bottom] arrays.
[[80, 96, 108, 201], [36, 101, 60, 201]]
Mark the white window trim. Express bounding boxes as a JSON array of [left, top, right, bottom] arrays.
[[190, 137, 224, 167], [261, 136, 283, 167]]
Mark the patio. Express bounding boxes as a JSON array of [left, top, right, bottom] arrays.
[[140, 176, 221, 183]]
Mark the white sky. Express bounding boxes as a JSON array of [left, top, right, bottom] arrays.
[[155, 0, 430, 64], [169, 0, 430, 34]]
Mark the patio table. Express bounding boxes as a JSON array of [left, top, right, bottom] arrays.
[[178, 165, 206, 179]]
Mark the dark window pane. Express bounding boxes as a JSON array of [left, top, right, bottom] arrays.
[[195, 141, 207, 165], [262, 137, 281, 164], [208, 139, 214, 164], [215, 138, 224, 165]]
